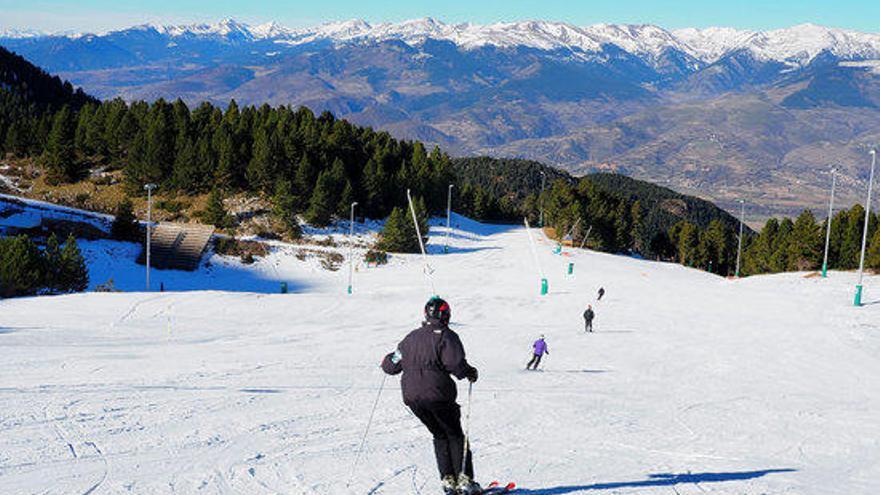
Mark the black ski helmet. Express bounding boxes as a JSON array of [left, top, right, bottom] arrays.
[[425, 296, 451, 324]]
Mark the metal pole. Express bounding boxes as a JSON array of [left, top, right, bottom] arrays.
[[347, 201, 358, 295], [144, 183, 156, 291], [579, 225, 593, 249], [525, 217, 548, 295], [407, 189, 436, 296], [855, 149, 876, 306], [445, 184, 453, 254], [735, 199, 745, 278], [539, 171, 546, 228], [822, 168, 837, 278]]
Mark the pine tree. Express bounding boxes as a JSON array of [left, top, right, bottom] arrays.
[[42, 105, 78, 184], [59, 234, 88, 292], [272, 178, 301, 237], [866, 227, 880, 272], [246, 125, 278, 193], [0, 235, 44, 297], [213, 123, 237, 188], [704, 219, 732, 274], [630, 200, 645, 254], [111, 199, 139, 241], [769, 218, 794, 272], [787, 210, 822, 271], [376, 202, 428, 254], [295, 154, 318, 201], [305, 170, 336, 227], [203, 189, 233, 229], [337, 179, 355, 217], [143, 101, 174, 184], [670, 221, 699, 267], [171, 136, 199, 191], [743, 218, 778, 275], [613, 200, 631, 252], [363, 157, 385, 216], [43, 233, 63, 293]]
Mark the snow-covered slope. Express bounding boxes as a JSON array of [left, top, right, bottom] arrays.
[[1, 215, 878, 494]]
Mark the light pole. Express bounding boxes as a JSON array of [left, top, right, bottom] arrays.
[[445, 184, 453, 254], [144, 183, 157, 291], [539, 170, 546, 228], [347, 201, 358, 295], [735, 199, 745, 278], [822, 167, 837, 278], [855, 149, 876, 306]]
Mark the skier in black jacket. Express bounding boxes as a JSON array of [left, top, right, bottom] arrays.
[[583, 304, 595, 332], [382, 297, 481, 494]]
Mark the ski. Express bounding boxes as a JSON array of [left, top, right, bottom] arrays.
[[480, 481, 516, 494]]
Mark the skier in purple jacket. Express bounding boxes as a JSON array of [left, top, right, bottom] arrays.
[[526, 335, 549, 370]]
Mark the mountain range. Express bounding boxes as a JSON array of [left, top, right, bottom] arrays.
[[3, 18, 880, 217]]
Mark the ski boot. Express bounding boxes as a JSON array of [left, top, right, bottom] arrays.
[[456, 474, 482, 495], [441, 474, 457, 494]]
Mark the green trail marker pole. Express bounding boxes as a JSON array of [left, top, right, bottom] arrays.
[[855, 149, 876, 306], [822, 167, 837, 278], [525, 217, 548, 295], [347, 201, 358, 295], [568, 262, 574, 275]]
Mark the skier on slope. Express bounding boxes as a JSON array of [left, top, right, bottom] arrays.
[[597, 287, 605, 301], [526, 335, 549, 370], [583, 304, 595, 333], [381, 297, 481, 495]]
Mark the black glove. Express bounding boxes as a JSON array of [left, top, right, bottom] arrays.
[[465, 367, 479, 383]]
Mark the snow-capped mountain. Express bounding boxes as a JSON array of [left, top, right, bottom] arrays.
[[20, 17, 878, 67], [739, 23, 880, 66], [672, 27, 757, 62], [0, 27, 49, 39]]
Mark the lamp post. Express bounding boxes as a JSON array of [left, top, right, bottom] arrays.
[[822, 167, 837, 278], [144, 183, 157, 291], [539, 170, 546, 228], [855, 149, 877, 306], [445, 184, 453, 254], [348, 201, 358, 295], [735, 199, 745, 278]]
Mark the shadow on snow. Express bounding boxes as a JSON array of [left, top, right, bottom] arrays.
[[512, 468, 796, 494]]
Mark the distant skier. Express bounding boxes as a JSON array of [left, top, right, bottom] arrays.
[[382, 297, 481, 495], [526, 335, 549, 370], [583, 304, 595, 333], [597, 287, 605, 301]]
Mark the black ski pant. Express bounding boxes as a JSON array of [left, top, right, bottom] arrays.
[[585, 320, 593, 332], [526, 353, 543, 369], [409, 402, 474, 480]]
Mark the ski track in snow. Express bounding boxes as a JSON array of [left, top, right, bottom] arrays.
[[1, 214, 879, 493]]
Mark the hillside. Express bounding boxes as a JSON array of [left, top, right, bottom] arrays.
[[0, 45, 94, 112], [1, 214, 878, 493], [4, 19, 880, 216]]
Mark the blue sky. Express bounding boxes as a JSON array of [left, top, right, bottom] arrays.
[[2, 0, 880, 33]]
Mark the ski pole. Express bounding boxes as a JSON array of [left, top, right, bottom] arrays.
[[346, 372, 387, 490], [460, 381, 473, 477]]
